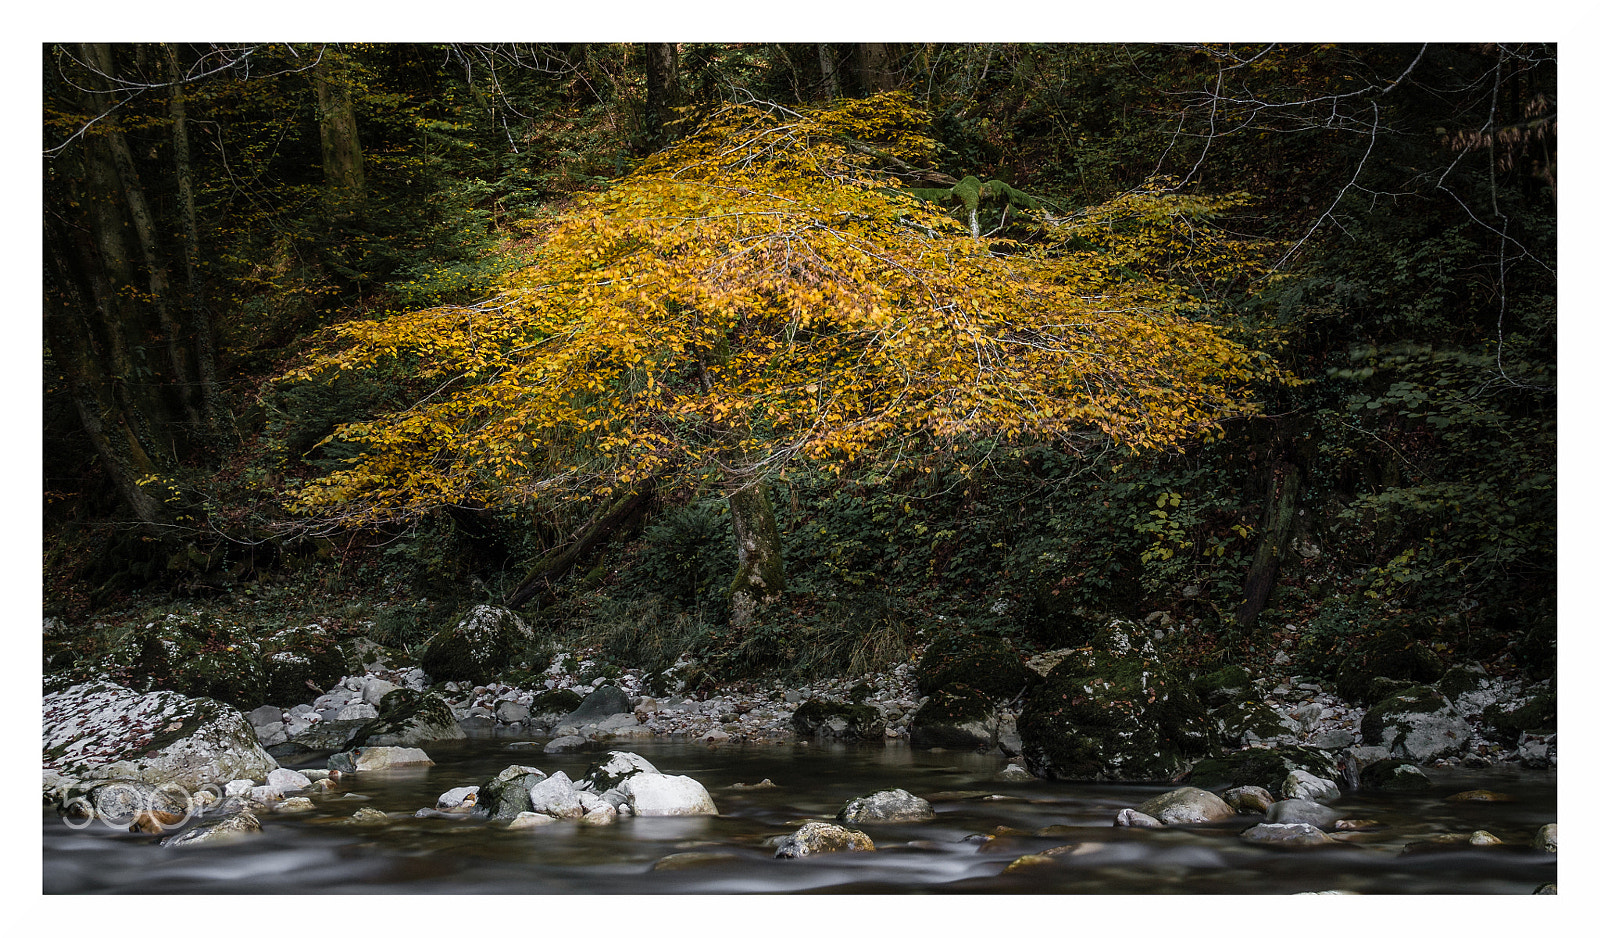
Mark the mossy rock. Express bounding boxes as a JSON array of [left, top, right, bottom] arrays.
[[1360, 686, 1471, 763], [347, 688, 463, 748], [262, 625, 350, 705], [1359, 759, 1431, 791], [1186, 746, 1337, 795], [1436, 664, 1491, 702], [792, 699, 886, 741], [1486, 692, 1556, 738], [915, 635, 1032, 702], [1212, 700, 1302, 748], [1334, 629, 1446, 705], [529, 688, 585, 715], [909, 684, 997, 750], [1017, 650, 1213, 782], [419, 605, 538, 685], [1194, 665, 1253, 709]]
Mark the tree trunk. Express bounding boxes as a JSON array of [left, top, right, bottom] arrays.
[[857, 43, 897, 93], [505, 482, 656, 609], [312, 47, 366, 209], [81, 43, 204, 436], [165, 42, 225, 440], [1234, 460, 1303, 630], [643, 42, 681, 150], [727, 481, 786, 627], [818, 43, 840, 100]]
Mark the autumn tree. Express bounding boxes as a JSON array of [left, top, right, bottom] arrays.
[[282, 93, 1281, 622]]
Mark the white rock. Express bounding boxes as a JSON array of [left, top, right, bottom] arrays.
[[528, 772, 584, 818], [362, 679, 400, 707], [1282, 769, 1341, 804], [436, 786, 480, 811], [327, 747, 434, 773], [336, 703, 379, 722], [617, 773, 718, 816], [267, 768, 313, 793], [508, 811, 558, 829], [224, 779, 255, 797]]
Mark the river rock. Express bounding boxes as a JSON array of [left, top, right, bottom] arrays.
[[508, 811, 559, 829], [480, 765, 548, 821], [266, 767, 313, 794], [350, 689, 466, 747], [419, 605, 537, 685], [528, 771, 584, 818], [435, 786, 479, 811], [560, 685, 634, 726], [1358, 759, 1431, 791], [43, 681, 279, 803], [1360, 687, 1472, 763], [581, 751, 659, 792], [1137, 787, 1234, 825], [339, 807, 391, 824], [1113, 808, 1164, 828], [1018, 649, 1212, 782], [60, 778, 195, 828], [246, 705, 283, 729], [909, 686, 1001, 750], [496, 700, 531, 724], [773, 821, 875, 858], [1533, 823, 1556, 852], [1223, 786, 1274, 814], [1240, 822, 1334, 847], [274, 796, 315, 813], [326, 746, 433, 773], [361, 678, 400, 707], [1265, 798, 1342, 828], [653, 852, 741, 871], [996, 764, 1033, 783], [1213, 700, 1303, 748], [1187, 746, 1336, 795], [792, 698, 886, 741], [160, 809, 263, 847], [837, 788, 935, 823], [617, 773, 718, 816], [335, 703, 379, 722], [1281, 769, 1340, 804], [543, 735, 592, 753]]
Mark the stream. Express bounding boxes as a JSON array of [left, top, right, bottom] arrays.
[[42, 738, 1556, 894]]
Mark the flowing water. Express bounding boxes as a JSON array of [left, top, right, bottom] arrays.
[[42, 739, 1556, 894]]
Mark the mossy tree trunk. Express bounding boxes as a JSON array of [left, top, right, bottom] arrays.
[[312, 47, 366, 211], [727, 480, 786, 627], [643, 42, 680, 151], [1234, 460, 1303, 630]]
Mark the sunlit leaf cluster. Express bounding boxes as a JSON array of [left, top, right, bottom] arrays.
[[284, 93, 1281, 524]]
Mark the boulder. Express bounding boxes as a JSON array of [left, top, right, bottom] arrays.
[[792, 699, 886, 741], [914, 635, 1032, 701], [43, 681, 278, 804], [160, 809, 263, 847], [326, 746, 433, 773], [1135, 787, 1234, 825], [1018, 650, 1212, 782], [435, 786, 480, 812], [1361, 687, 1472, 762], [561, 685, 634, 725], [1533, 823, 1556, 853], [1113, 808, 1164, 828], [773, 821, 875, 858], [1213, 700, 1303, 749], [581, 751, 659, 792], [361, 679, 400, 707], [1265, 798, 1343, 829], [908, 686, 1001, 750], [1192, 665, 1254, 708], [479, 765, 548, 821], [1358, 759, 1431, 791], [1223, 786, 1274, 814], [1186, 746, 1337, 795], [348, 688, 465, 747], [836, 789, 935, 824], [527, 771, 585, 819], [616, 773, 718, 816], [497, 700, 531, 724], [1281, 769, 1340, 804], [265, 767, 312, 794], [419, 605, 538, 685], [1240, 822, 1334, 847]]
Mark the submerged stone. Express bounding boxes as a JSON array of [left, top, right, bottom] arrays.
[[1240, 822, 1334, 847], [773, 821, 875, 858], [837, 788, 935, 823]]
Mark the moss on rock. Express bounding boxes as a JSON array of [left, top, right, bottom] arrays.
[[419, 605, 538, 685], [1186, 746, 1337, 795], [792, 698, 886, 741], [1193, 665, 1253, 708], [1017, 650, 1212, 781], [915, 634, 1032, 702]]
